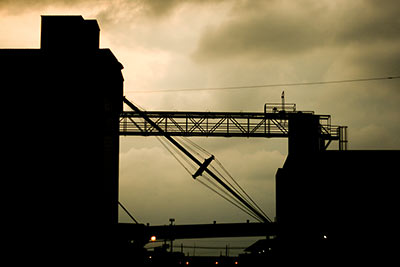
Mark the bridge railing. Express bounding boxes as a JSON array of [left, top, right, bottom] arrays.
[[120, 111, 290, 137], [120, 111, 344, 147]]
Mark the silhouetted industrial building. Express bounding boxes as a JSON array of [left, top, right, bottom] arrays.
[[276, 150, 400, 265], [3, 15, 399, 266], [2, 16, 123, 263]]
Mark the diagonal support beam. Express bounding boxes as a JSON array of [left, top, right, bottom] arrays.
[[123, 97, 271, 223]]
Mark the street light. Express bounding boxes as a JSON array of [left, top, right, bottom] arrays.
[[169, 218, 175, 252]]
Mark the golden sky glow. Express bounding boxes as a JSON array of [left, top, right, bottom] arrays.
[[1, 2, 399, 252]]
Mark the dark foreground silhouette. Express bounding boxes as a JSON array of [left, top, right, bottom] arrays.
[[2, 15, 399, 266]]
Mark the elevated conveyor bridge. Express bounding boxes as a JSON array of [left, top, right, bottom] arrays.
[[120, 102, 347, 150]]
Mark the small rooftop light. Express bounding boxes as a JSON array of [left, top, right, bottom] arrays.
[[150, 236, 156, 242]]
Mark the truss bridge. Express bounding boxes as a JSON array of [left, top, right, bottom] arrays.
[[120, 102, 347, 150]]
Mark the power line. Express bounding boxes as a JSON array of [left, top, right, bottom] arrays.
[[156, 136, 196, 175], [159, 133, 267, 221], [126, 75, 400, 93], [197, 177, 263, 223], [213, 158, 271, 221], [156, 126, 266, 221], [176, 138, 269, 222], [123, 97, 271, 222]]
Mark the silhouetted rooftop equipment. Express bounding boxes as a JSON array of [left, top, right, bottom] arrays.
[[41, 15, 100, 51]]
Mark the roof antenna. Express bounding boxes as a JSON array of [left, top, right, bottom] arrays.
[[281, 90, 285, 112]]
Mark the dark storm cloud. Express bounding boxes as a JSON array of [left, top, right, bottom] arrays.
[[94, 0, 228, 30], [0, 0, 84, 13], [193, 16, 323, 62], [192, 1, 326, 61], [193, 0, 400, 63], [350, 43, 400, 75], [0, 0, 226, 16], [137, 0, 197, 17], [333, 0, 400, 44]]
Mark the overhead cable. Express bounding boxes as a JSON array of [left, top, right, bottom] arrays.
[[197, 177, 263, 222], [123, 97, 271, 222], [161, 135, 265, 221], [214, 158, 271, 221], [126, 75, 400, 93], [178, 137, 269, 222], [156, 136, 196, 175]]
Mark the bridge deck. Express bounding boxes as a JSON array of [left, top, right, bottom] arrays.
[[118, 222, 278, 242], [120, 111, 342, 141]]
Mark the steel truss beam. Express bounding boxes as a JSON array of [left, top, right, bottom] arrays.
[[120, 110, 344, 144]]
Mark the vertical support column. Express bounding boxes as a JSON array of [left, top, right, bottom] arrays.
[[339, 126, 348, 150], [288, 113, 322, 155], [207, 116, 209, 135], [227, 115, 229, 135], [247, 117, 250, 137]]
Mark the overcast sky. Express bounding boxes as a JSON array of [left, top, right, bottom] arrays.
[[2, 0, 399, 253]]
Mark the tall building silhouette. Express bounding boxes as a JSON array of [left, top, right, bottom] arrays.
[[1, 16, 123, 263]]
